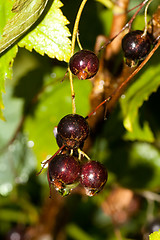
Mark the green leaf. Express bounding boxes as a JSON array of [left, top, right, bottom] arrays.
[[149, 230, 160, 240], [120, 49, 160, 142], [18, 0, 71, 62], [123, 114, 154, 142], [0, 0, 49, 54]]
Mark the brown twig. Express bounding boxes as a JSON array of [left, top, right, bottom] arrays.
[[36, 144, 65, 175]]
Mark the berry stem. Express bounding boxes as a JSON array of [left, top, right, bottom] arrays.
[[69, 0, 88, 114], [71, 0, 88, 56], [36, 145, 65, 175], [126, 2, 145, 14], [69, 70, 76, 114], [143, 0, 153, 37], [86, 96, 112, 119], [77, 32, 83, 50]]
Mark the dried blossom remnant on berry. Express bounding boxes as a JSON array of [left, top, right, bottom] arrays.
[[69, 50, 99, 80], [57, 114, 89, 149]]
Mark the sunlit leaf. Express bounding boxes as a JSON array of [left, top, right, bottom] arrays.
[[18, 0, 71, 62]]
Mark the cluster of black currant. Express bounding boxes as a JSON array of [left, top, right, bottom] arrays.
[[39, 25, 152, 198], [39, 114, 108, 197]]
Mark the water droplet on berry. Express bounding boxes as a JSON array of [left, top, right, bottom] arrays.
[[48, 154, 80, 195]]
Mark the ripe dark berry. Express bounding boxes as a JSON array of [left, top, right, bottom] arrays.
[[80, 161, 108, 196], [122, 30, 151, 67], [57, 114, 89, 149], [48, 154, 80, 196], [69, 50, 99, 80]]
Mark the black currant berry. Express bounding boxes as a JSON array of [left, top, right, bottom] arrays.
[[48, 154, 80, 196], [69, 50, 99, 80], [57, 114, 89, 149], [122, 30, 151, 67], [80, 161, 108, 196]]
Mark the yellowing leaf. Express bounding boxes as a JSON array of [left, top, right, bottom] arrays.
[[18, 0, 71, 62]]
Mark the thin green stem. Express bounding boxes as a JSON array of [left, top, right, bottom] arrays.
[[143, 0, 153, 37], [69, 70, 76, 114], [71, 0, 88, 56], [77, 32, 83, 50], [69, 0, 88, 114]]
